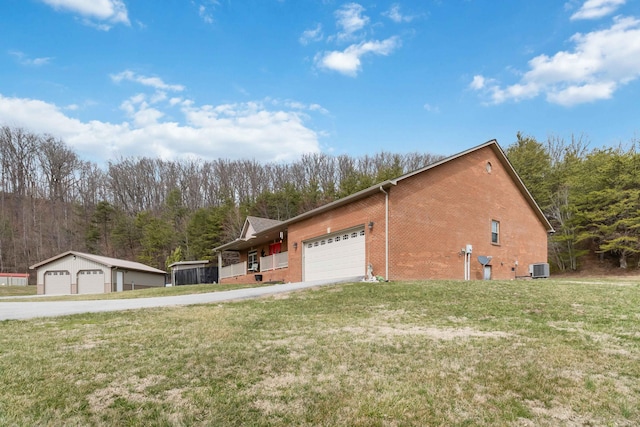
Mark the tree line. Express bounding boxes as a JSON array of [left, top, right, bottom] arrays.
[[506, 132, 640, 271], [3, 125, 637, 276], [0, 126, 441, 274]]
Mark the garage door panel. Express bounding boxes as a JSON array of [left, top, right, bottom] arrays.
[[78, 270, 105, 294], [304, 227, 365, 281], [44, 271, 71, 295]]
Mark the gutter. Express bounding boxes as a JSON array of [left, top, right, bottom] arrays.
[[379, 183, 395, 281]]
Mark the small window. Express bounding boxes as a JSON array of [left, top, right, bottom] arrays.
[[351, 232, 358, 238], [343, 234, 349, 240], [359, 230, 365, 236], [307, 244, 313, 249], [335, 236, 341, 242], [321, 240, 326, 245], [314, 241, 319, 247], [328, 238, 333, 244], [491, 220, 500, 244]]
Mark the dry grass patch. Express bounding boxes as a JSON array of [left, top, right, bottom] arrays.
[[1, 279, 639, 426]]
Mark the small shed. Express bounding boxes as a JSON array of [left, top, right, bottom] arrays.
[[0, 273, 29, 286], [30, 251, 167, 295], [168, 260, 218, 286]]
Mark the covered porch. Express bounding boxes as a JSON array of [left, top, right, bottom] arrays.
[[215, 220, 290, 284], [220, 251, 289, 283]]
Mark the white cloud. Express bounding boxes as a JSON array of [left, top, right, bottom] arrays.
[[306, 3, 408, 76], [199, 5, 213, 24], [196, 1, 219, 24], [423, 103, 440, 113], [383, 4, 415, 23], [471, 16, 640, 106], [111, 70, 185, 92], [570, 0, 626, 20], [9, 51, 52, 66], [335, 3, 369, 41], [39, 0, 130, 29], [469, 75, 487, 90], [0, 89, 322, 164], [315, 37, 400, 76], [300, 24, 324, 45]]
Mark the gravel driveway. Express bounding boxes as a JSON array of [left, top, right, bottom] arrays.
[[0, 277, 360, 321]]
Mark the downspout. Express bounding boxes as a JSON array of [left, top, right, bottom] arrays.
[[217, 251, 223, 284], [379, 186, 389, 281]]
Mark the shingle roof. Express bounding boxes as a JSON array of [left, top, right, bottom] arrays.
[[246, 216, 284, 233], [214, 140, 554, 253], [254, 140, 554, 234]]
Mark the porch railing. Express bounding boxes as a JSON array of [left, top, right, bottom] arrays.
[[260, 252, 288, 272], [220, 261, 247, 279]]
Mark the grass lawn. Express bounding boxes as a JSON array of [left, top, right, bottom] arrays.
[[1, 279, 639, 426], [5, 282, 277, 302], [0, 285, 37, 297]]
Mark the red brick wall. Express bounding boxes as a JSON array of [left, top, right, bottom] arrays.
[[221, 145, 549, 283], [387, 146, 548, 280], [286, 192, 387, 282]]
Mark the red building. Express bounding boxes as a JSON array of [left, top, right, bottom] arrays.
[[214, 140, 553, 283]]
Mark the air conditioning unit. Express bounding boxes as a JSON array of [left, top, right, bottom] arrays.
[[529, 263, 550, 279]]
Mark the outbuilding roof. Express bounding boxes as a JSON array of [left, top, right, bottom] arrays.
[[29, 251, 167, 275], [167, 260, 210, 269]]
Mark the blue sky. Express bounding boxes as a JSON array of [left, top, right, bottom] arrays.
[[1, 0, 639, 165]]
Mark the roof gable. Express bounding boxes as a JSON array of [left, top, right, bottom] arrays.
[[214, 140, 553, 252], [256, 140, 553, 234], [240, 216, 284, 239]]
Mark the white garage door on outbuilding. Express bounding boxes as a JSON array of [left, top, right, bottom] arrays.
[[77, 270, 105, 294], [44, 271, 71, 295], [303, 226, 366, 281], [31, 251, 167, 295]]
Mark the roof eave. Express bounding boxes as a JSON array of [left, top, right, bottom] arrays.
[[255, 180, 397, 236]]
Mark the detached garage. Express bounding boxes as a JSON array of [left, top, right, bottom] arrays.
[[30, 251, 167, 295]]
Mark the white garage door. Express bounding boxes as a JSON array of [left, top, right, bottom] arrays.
[[44, 271, 71, 295], [303, 227, 366, 281], [78, 270, 105, 294]]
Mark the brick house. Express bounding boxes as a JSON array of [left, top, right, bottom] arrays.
[[214, 140, 553, 283]]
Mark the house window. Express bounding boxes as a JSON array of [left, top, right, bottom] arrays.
[[248, 251, 258, 271], [491, 220, 500, 244]]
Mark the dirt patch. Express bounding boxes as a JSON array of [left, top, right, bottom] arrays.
[[525, 400, 607, 426], [87, 375, 166, 412], [334, 324, 511, 342], [245, 372, 314, 416]]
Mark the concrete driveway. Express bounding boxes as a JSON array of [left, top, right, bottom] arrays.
[[0, 277, 360, 321]]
